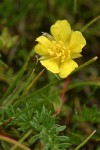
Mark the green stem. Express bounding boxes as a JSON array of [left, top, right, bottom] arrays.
[[13, 69, 44, 107], [74, 130, 96, 150], [73, 0, 77, 14], [72, 56, 98, 75], [1, 83, 25, 107], [11, 129, 33, 150], [80, 16, 100, 32], [0, 135, 31, 150], [13, 81, 100, 118], [0, 99, 45, 130], [0, 59, 8, 69], [1, 50, 34, 101], [13, 79, 58, 108], [67, 81, 100, 91], [23, 69, 44, 96], [0, 80, 99, 129], [14, 99, 45, 118]]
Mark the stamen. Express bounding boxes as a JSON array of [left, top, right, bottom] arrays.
[[50, 40, 71, 63], [48, 49, 54, 56], [59, 41, 63, 45], [56, 53, 61, 57], [61, 55, 66, 62], [52, 41, 56, 45]]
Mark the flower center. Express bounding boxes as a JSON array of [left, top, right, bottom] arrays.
[[48, 41, 70, 63]]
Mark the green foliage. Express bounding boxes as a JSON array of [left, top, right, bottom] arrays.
[[29, 106, 71, 150], [0, 106, 71, 150], [73, 105, 100, 123], [14, 105, 34, 133], [0, 105, 15, 122], [0, 28, 18, 51]]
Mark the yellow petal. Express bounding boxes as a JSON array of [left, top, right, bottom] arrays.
[[50, 20, 71, 43], [68, 31, 86, 53], [70, 53, 82, 59], [59, 59, 78, 78], [35, 36, 51, 55], [34, 44, 48, 55], [40, 58, 59, 73]]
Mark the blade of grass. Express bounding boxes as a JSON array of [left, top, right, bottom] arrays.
[[2, 69, 35, 107], [80, 16, 100, 32], [1, 83, 26, 107], [13, 78, 58, 108], [0, 135, 31, 150], [22, 69, 45, 96], [73, 0, 77, 14], [13, 69, 46, 107], [67, 81, 100, 91], [11, 129, 33, 150], [0, 59, 8, 69], [74, 130, 96, 150], [72, 56, 98, 75], [0, 80, 99, 129], [1, 50, 34, 101]]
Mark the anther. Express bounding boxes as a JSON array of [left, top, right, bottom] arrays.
[[52, 41, 56, 45], [48, 49, 54, 56]]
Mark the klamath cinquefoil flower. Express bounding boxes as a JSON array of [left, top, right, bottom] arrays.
[[35, 20, 86, 78]]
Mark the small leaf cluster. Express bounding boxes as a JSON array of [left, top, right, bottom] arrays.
[[14, 106, 34, 133], [11, 106, 71, 150], [73, 105, 100, 123], [29, 106, 71, 150], [0, 105, 15, 122], [0, 28, 18, 51], [0, 105, 71, 150]]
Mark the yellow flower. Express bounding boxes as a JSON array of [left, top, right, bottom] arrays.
[[34, 20, 86, 78]]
